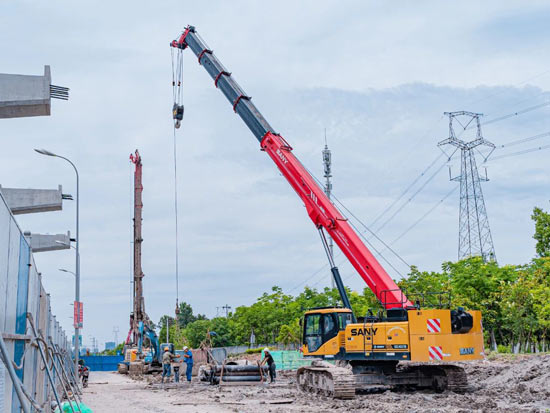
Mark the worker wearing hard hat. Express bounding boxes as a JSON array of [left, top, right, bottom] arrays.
[[182, 346, 194, 382], [161, 347, 178, 383], [260, 348, 276, 383]]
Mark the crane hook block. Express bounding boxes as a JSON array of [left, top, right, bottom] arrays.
[[173, 103, 184, 122]]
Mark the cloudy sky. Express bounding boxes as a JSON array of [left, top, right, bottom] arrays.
[[2, 1, 550, 348]]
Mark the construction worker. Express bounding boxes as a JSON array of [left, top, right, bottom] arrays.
[[260, 348, 276, 383], [161, 347, 176, 383], [182, 346, 193, 382]]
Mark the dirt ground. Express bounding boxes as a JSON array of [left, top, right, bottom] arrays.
[[82, 354, 550, 412]]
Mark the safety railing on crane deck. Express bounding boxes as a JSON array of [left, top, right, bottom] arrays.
[[380, 288, 451, 311]]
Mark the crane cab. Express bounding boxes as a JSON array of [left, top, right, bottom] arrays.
[[302, 308, 353, 356]]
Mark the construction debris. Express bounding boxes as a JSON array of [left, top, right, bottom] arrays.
[[83, 354, 550, 412]]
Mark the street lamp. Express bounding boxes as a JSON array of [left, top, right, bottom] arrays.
[[35, 148, 81, 373], [59, 268, 76, 276]]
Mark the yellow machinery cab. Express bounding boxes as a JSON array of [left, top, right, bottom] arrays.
[[302, 306, 484, 364]]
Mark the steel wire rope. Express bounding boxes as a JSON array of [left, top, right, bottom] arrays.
[[336, 186, 459, 286], [329, 193, 410, 269], [171, 47, 184, 312], [287, 168, 414, 293]]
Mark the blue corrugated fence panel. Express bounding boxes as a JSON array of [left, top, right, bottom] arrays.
[[12, 235, 30, 413], [81, 356, 124, 371]]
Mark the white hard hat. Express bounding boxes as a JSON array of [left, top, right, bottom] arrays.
[[263, 347, 269, 353], [183, 346, 188, 350]]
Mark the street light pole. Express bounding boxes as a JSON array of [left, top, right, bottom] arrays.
[[35, 149, 80, 374]]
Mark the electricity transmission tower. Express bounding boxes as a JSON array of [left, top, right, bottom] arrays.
[[438, 111, 497, 262], [323, 131, 336, 289], [222, 304, 231, 317]]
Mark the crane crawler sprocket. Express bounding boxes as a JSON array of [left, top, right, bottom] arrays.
[[297, 362, 356, 399]]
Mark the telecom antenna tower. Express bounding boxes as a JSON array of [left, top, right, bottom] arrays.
[[438, 111, 497, 262], [323, 132, 336, 289]]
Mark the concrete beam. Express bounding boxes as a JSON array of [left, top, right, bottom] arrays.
[[0, 65, 52, 118], [0, 185, 67, 215], [23, 231, 71, 253]]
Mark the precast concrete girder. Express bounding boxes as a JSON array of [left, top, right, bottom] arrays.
[[23, 231, 72, 253], [0, 65, 69, 118], [0, 184, 70, 215]]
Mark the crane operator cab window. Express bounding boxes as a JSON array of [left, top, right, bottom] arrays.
[[304, 313, 341, 352], [338, 312, 353, 330]]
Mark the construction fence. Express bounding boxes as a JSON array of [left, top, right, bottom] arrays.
[[268, 351, 311, 371], [0, 192, 72, 413], [81, 356, 123, 372], [204, 345, 310, 371]]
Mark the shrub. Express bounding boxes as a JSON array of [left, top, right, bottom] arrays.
[[497, 344, 511, 353], [245, 347, 264, 354]]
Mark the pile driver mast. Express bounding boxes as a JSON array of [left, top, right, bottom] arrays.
[[129, 150, 147, 346]]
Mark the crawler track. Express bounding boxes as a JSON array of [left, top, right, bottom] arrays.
[[297, 362, 356, 399], [440, 365, 469, 393]]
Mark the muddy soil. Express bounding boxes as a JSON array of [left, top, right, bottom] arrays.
[[83, 354, 550, 412]]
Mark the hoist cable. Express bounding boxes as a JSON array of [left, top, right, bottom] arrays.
[[171, 48, 183, 313]]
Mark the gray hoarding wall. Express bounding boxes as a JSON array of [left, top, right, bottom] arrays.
[[0, 190, 71, 412]]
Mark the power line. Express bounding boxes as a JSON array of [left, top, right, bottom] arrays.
[[331, 194, 410, 269], [489, 143, 550, 161], [474, 101, 550, 128], [288, 152, 452, 294], [287, 76, 550, 296], [496, 131, 550, 149], [389, 186, 458, 247], [374, 158, 451, 234], [308, 168, 410, 270], [369, 152, 445, 228]]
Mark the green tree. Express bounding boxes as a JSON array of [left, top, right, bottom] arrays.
[[277, 318, 301, 346], [532, 207, 550, 257], [444, 257, 517, 350], [183, 319, 211, 348], [209, 317, 234, 347]]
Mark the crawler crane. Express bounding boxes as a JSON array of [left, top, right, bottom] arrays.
[[170, 26, 484, 398]]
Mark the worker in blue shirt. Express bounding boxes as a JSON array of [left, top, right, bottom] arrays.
[[182, 346, 193, 382]]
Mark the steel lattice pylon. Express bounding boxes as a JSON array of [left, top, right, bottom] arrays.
[[438, 111, 497, 262]]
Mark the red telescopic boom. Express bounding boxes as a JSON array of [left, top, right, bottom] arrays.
[[171, 26, 412, 310]]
